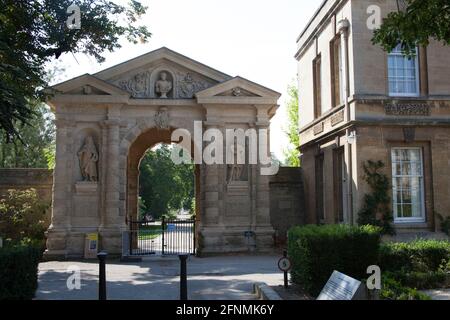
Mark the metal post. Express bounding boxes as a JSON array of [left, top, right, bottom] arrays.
[[179, 254, 188, 300], [97, 251, 108, 300], [283, 249, 288, 289], [162, 216, 165, 255]]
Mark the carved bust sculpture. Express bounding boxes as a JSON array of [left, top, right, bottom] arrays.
[[155, 72, 172, 98], [78, 136, 98, 182]]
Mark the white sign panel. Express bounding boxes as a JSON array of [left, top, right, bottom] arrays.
[[317, 270, 362, 300]]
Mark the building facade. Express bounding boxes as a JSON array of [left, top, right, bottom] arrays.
[[296, 0, 450, 235]]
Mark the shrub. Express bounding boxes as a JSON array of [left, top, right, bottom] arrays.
[[0, 188, 50, 243], [0, 244, 42, 300], [379, 239, 450, 273], [380, 275, 431, 300], [288, 224, 381, 296], [384, 271, 448, 290]]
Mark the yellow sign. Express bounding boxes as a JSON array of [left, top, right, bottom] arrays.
[[87, 233, 98, 241]]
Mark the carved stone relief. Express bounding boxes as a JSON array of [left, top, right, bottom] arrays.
[[177, 72, 210, 98], [154, 107, 170, 129], [385, 103, 430, 116], [117, 69, 214, 99], [119, 71, 150, 98], [216, 87, 260, 97]]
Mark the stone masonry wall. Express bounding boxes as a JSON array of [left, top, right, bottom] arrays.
[[269, 167, 305, 246], [0, 168, 53, 210]]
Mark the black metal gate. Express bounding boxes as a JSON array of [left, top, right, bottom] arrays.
[[127, 216, 195, 256]]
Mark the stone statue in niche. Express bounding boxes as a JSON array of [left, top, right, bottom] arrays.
[[227, 142, 247, 183], [78, 136, 98, 182], [155, 72, 172, 98], [229, 164, 245, 182]]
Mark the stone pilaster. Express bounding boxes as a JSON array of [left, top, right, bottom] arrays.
[[99, 110, 126, 255], [254, 120, 275, 251], [44, 119, 74, 258]]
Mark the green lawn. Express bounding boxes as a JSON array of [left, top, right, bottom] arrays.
[[138, 225, 162, 240]]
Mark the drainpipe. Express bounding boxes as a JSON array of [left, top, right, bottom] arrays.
[[338, 18, 354, 224]]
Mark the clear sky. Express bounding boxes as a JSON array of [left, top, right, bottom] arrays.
[[51, 0, 323, 161]]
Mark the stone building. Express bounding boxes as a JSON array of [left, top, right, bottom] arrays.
[[296, 0, 450, 235], [44, 47, 283, 258]]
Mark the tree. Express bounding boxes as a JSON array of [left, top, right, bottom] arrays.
[[0, 0, 151, 141], [372, 0, 450, 56], [283, 82, 300, 167], [0, 102, 55, 168], [0, 188, 50, 243], [139, 145, 195, 219]]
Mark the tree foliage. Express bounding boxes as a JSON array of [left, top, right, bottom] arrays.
[[0, 188, 50, 243], [139, 145, 195, 219], [372, 0, 450, 56], [0, 102, 55, 168], [283, 82, 300, 167], [0, 0, 151, 141]]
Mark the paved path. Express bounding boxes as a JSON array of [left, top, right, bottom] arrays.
[[36, 255, 283, 300], [420, 289, 450, 300]]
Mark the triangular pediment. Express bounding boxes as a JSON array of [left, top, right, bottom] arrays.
[[195, 77, 281, 104], [51, 74, 130, 96], [92, 47, 233, 99]]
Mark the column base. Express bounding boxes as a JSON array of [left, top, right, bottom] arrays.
[[98, 226, 125, 256]]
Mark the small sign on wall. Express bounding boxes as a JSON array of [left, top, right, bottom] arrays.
[[84, 233, 98, 259]]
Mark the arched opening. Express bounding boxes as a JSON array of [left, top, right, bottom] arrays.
[[125, 128, 200, 255]]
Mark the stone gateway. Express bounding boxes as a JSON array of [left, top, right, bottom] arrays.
[[44, 47, 281, 258]]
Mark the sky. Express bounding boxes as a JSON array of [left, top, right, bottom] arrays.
[[51, 0, 323, 161]]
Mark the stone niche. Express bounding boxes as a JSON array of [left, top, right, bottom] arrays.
[[72, 129, 100, 227]]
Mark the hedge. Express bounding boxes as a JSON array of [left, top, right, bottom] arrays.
[[288, 224, 381, 296], [379, 239, 450, 273], [0, 245, 42, 300]]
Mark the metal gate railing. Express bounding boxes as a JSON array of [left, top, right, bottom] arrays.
[[126, 216, 195, 256], [162, 217, 195, 255]]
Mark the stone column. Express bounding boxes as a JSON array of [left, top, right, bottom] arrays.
[[254, 116, 275, 251], [45, 119, 73, 258], [99, 108, 126, 255], [198, 120, 226, 254]]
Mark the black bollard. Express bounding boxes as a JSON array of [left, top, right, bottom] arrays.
[[179, 254, 188, 300], [97, 251, 108, 300], [283, 250, 288, 289]]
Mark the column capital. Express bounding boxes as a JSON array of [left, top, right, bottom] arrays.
[[337, 18, 350, 35]]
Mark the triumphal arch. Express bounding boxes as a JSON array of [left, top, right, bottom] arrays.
[[44, 47, 280, 258]]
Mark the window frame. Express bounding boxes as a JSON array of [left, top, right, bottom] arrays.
[[391, 147, 426, 223], [330, 36, 344, 108], [313, 54, 322, 118], [388, 46, 420, 97]]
